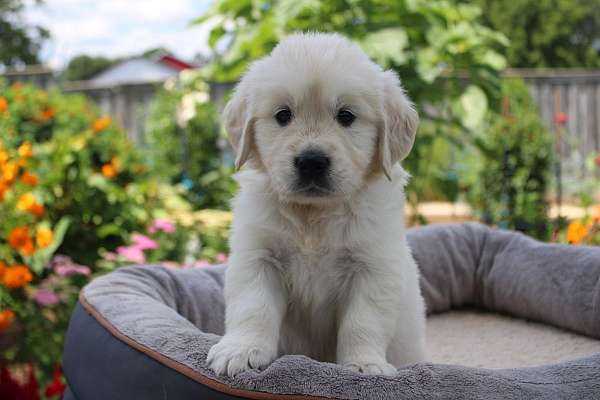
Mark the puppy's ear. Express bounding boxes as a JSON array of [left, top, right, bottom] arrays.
[[377, 71, 419, 180], [223, 88, 255, 171]]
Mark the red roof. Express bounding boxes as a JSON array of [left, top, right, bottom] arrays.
[[158, 55, 195, 71]]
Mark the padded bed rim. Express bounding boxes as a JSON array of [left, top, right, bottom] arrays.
[[78, 291, 330, 400]]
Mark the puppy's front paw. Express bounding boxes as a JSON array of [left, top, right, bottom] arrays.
[[207, 336, 276, 377], [343, 359, 397, 376]]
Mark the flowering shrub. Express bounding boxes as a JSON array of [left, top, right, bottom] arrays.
[[0, 80, 231, 398], [0, 81, 158, 267], [146, 70, 237, 210]]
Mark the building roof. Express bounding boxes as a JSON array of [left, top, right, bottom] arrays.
[[88, 55, 195, 87]]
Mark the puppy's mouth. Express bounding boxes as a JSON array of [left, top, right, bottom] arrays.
[[292, 181, 334, 197]]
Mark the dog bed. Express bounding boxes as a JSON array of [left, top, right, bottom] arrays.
[[63, 223, 600, 399]]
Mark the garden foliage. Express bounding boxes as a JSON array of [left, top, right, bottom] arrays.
[[0, 80, 231, 397], [146, 71, 237, 210], [193, 0, 509, 214], [469, 79, 553, 239]]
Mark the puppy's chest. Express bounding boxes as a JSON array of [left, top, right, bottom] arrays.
[[275, 245, 362, 360], [275, 214, 366, 308], [283, 249, 344, 306]]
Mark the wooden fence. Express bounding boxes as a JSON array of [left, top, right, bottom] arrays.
[[62, 81, 159, 144], [510, 69, 600, 187]]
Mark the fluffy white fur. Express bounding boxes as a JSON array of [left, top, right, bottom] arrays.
[[207, 33, 426, 377]]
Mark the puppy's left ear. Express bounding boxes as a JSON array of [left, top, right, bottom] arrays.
[[377, 70, 419, 180], [223, 86, 256, 171]]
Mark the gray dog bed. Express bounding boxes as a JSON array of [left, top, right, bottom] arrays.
[[63, 223, 600, 399]]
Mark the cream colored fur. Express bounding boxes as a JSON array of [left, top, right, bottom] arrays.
[[207, 32, 426, 377]]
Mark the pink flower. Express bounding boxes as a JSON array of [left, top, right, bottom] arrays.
[[192, 259, 211, 268], [117, 245, 146, 264], [149, 219, 176, 234], [55, 265, 91, 277], [215, 253, 228, 263], [51, 255, 91, 277], [595, 154, 600, 168], [131, 233, 158, 250], [35, 288, 60, 306]]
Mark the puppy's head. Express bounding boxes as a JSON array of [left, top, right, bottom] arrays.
[[224, 33, 418, 205]]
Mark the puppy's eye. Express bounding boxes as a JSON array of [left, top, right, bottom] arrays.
[[336, 109, 355, 127], [274, 107, 293, 126]]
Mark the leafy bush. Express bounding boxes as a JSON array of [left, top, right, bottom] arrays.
[[0, 80, 225, 397], [469, 79, 553, 239], [146, 71, 236, 210], [194, 0, 509, 211], [0, 81, 158, 267]]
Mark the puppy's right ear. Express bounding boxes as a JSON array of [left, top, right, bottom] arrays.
[[223, 88, 255, 171]]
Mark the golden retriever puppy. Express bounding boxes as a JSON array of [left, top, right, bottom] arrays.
[[207, 32, 426, 377]]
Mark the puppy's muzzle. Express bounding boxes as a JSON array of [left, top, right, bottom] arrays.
[[293, 149, 332, 195], [295, 150, 330, 180]]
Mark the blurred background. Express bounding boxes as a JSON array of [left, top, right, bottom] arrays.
[[1, 0, 600, 397]]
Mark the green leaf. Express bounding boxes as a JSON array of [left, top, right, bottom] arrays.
[[208, 25, 227, 48], [96, 223, 122, 238], [361, 28, 409, 66], [458, 85, 488, 130], [274, 0, 320, 26], [416, 48, 445, 83], [480, 50, 507, 70]]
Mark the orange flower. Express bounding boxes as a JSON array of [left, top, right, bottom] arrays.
[[2, 161, 18, 183], [0, 97, 7, 113], [0, 261, 6, 278], [101, 163, 117, 178], [0, 310, 15, 332], [2, 265, 33, 289], [16, 192, 36, 212], [20, 240, 36, 256], [36, 226, 53, 248], [92, 115, 112, 133], [21, 171, 39, 186], [0, 149, 8, 164], [30, 203, 44, 217], [38, 107, 56, 121], [0, 182, 7, 201], [18, 142, 33, 158], [8, 226, 30, 249], [16, 192, 44, 217], [567, 220, 590, 244], [8, 227, 35, 255]]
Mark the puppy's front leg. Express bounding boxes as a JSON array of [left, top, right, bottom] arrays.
[[207, 250, 286, 377], [337, 268, 399, 376]]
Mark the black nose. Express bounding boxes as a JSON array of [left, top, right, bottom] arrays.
[[294, 150, 331, 181]]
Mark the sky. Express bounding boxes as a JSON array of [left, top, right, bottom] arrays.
[[24, 0, 214, 68]]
